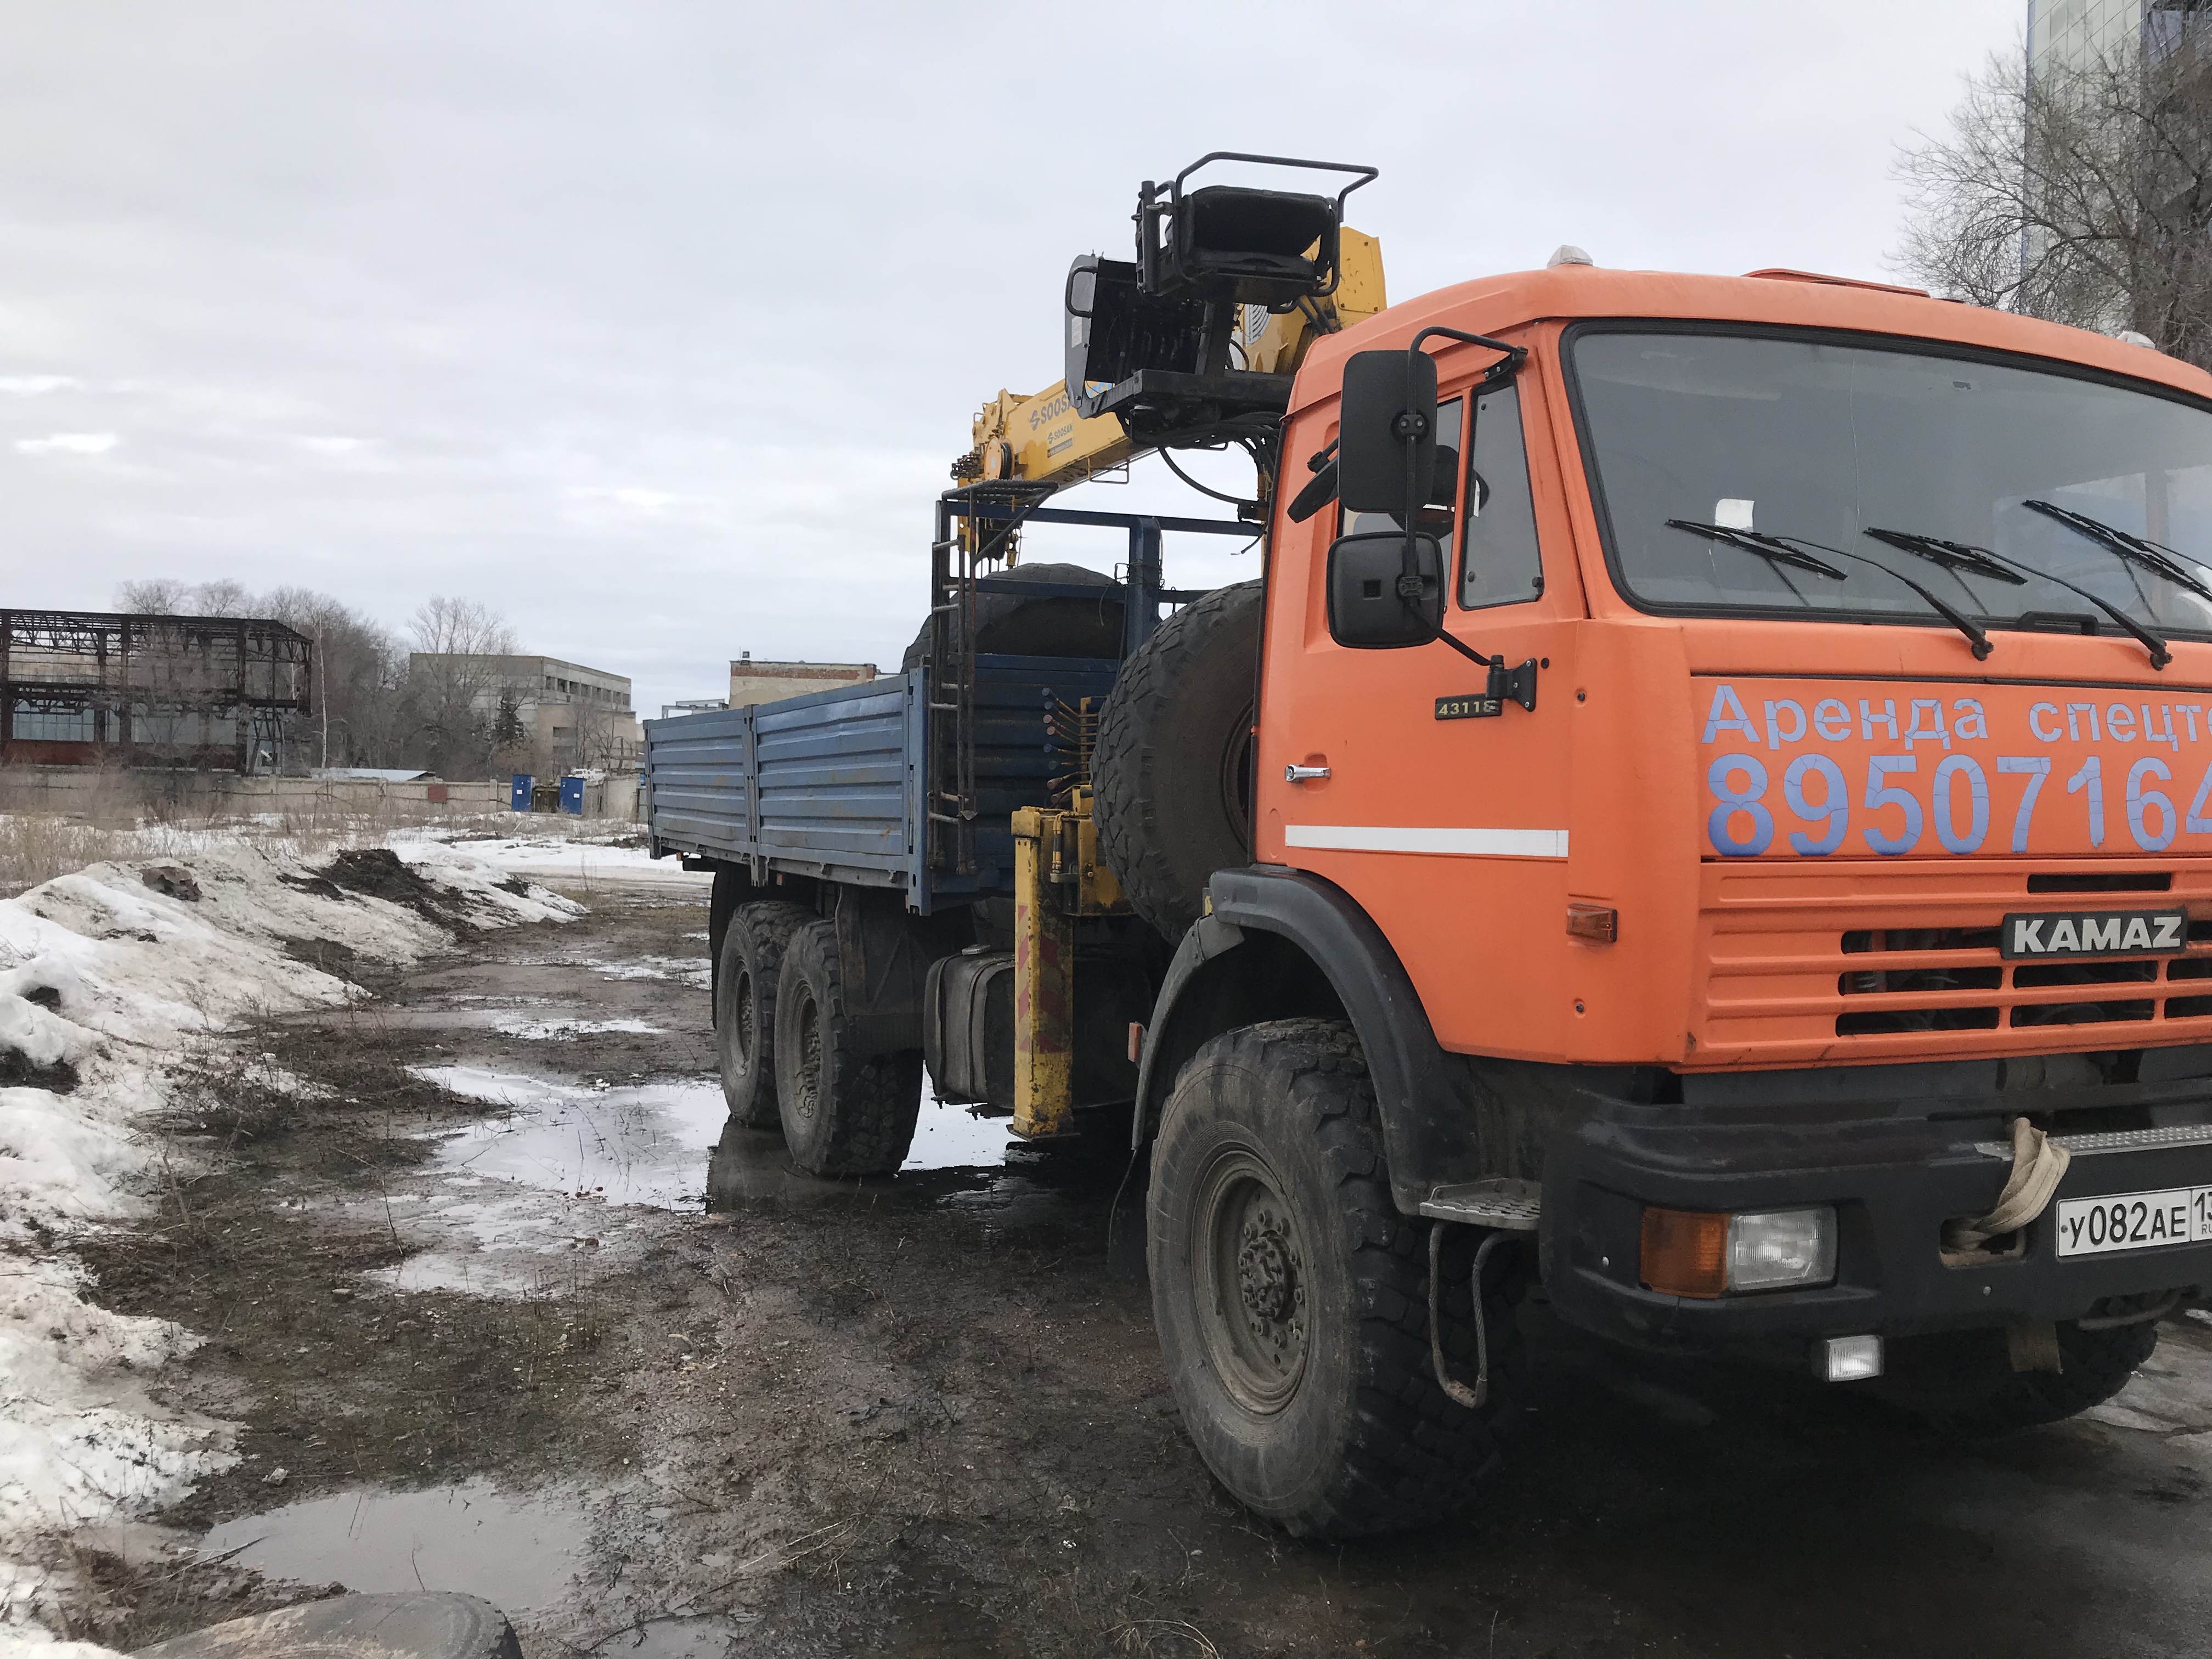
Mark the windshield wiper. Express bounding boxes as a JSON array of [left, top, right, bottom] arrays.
[[2023, 499, 2212, 602], [1666, 519, 1845, 579], [1867, 522, 2171, 670], [1863, 527, 2025, 587], [1667, 518, 1995, 660]]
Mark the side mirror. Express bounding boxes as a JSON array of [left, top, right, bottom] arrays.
[[1326, 531, 1446, 648], [1337, 348, 1438, 514]]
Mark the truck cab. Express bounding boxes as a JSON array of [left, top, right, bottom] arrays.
[[1123, 261, 2212, 1527]]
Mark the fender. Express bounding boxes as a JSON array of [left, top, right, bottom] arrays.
[[1133, 864, 1489, 1215]]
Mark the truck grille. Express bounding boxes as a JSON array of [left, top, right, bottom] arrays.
[[1694, 862, 2212, 1066]]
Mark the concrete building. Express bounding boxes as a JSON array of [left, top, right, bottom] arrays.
[[408, 651, 643, 775], [727, 652, 877, 707]]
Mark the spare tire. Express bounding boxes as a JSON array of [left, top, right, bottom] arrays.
[[901, 561, 1123, 671], [1092, 581, 1262, 940]]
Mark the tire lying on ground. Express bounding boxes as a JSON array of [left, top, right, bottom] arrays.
[[1147, 1018, 1525, 1538], [1876, 1316, 2160, 1435], [1092, 579, 1262, 940], [715, 900, 817, 1133], [899, 561, 1124, 672], [772, 919, 924, 1176], [134, 1592, 521, 1659]]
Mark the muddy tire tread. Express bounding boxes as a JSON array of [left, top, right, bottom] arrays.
[[776, 920, 923, 1176], [1093, 579, 1262, 939], [717, 901, 817, 1130], [1909, 1318, 2159, 1437], [1153, 1018, 1520, 1537]]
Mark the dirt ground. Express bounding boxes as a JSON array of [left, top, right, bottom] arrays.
[[53, 874, 2212, 1657]]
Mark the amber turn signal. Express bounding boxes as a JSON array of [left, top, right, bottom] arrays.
[[1640, 1206, 1728, 1298]]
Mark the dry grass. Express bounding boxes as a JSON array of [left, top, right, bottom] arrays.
[[0, 812, 128, 896], [0, 789, 640, 898]]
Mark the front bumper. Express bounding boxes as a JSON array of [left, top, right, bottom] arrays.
[[1541, 1093, 2212, 1351]]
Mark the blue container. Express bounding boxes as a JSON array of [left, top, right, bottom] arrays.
[[558, 776, 585, 815], [510, 774, 533, 811]]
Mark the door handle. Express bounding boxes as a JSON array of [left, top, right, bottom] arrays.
[[1285, 764, 1331, 783]]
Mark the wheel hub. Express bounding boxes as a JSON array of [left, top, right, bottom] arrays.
[[1236, 1210, 1299, 1327], [732, 969, 756, 1076], [1192, 1150, 1309, 1413]]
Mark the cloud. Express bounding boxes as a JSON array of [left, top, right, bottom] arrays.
[[0, 1, 2027, 720], [16, 432, 117, 456]]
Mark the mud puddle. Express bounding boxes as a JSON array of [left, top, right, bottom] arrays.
[[413, 1066, 731, 1209], [199, 1480, 589, 1611], [413, 1065, 1016, 1209]]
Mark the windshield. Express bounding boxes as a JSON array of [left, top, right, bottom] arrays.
[[1569, 328, 2212, 639]]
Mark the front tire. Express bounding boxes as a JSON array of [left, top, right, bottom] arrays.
[[715, 901, 816, 1132], [772, 920, 924, 1176], [1147, 1019, 1522, 1538], [1880, 1318, 2159, 1435]]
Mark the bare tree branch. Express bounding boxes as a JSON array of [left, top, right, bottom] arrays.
[[1893, 34, 2212, 369]]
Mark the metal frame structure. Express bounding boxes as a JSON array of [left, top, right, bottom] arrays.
[[1, 608, 314, 771], [926, 488, 1254, 876]]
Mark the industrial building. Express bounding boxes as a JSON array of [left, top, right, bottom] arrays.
[[407, 650, 644, 773], [1, 607, 313, 770], [727, 652, 876, 707]]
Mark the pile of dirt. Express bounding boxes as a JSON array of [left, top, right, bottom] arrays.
[[318, 848, 467, 929], [0, 1043, 78, 1092]]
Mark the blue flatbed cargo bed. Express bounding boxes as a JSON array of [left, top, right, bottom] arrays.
[[644, 653, 1119, 912]]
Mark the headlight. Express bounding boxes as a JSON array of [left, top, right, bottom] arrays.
[[1640, 1204, 1837, 1296], [1727, 1206, 1838, 1292]]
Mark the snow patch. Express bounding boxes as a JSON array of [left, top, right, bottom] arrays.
[[0, 840, 578, 1637]]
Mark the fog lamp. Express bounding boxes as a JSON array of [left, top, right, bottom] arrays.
[[1728, 1206, 1837, 1292], [1815, 1334, 1884, 1383]]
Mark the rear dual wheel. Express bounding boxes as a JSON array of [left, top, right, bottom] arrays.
[[714, 901, 817, 1131], [772, 920, 923, 1176]]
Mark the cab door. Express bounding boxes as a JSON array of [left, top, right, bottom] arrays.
[[1254, 351, 1587, 1060]]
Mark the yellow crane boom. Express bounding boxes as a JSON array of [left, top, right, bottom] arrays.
[[953, 225, 1387, 497]]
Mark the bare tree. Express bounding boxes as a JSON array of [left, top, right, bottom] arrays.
[[262, 585, 408, 770], [1894, 33, 2212, 369], [114, 577, 262, 619], [114, 577, 193, 614], [405, 596, 521, 778]]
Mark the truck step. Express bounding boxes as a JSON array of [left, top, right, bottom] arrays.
[[1419, 1177, 1541, 1231]]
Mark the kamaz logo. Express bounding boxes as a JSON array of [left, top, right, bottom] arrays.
[[2000, 908, 2188, 960]]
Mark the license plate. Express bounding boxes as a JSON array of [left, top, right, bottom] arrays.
[[2055, 1187, 2212, 1257], [2000, 909, 2187, 960]]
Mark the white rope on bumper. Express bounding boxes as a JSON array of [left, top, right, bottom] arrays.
[[1950, 1115, 2072, 1250]]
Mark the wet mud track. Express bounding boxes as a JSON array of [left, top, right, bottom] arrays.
[[88, 877, 2212, 1657]]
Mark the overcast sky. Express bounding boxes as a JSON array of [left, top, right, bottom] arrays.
[[1, 2, 2024, 719]]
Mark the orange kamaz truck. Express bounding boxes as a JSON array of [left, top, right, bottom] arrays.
[[646, 154, 2212, 1537]]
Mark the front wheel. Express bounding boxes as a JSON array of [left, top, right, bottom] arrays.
[[1147, 1019, 1522, 1538], [1878, 1317, 2159, 1435]]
